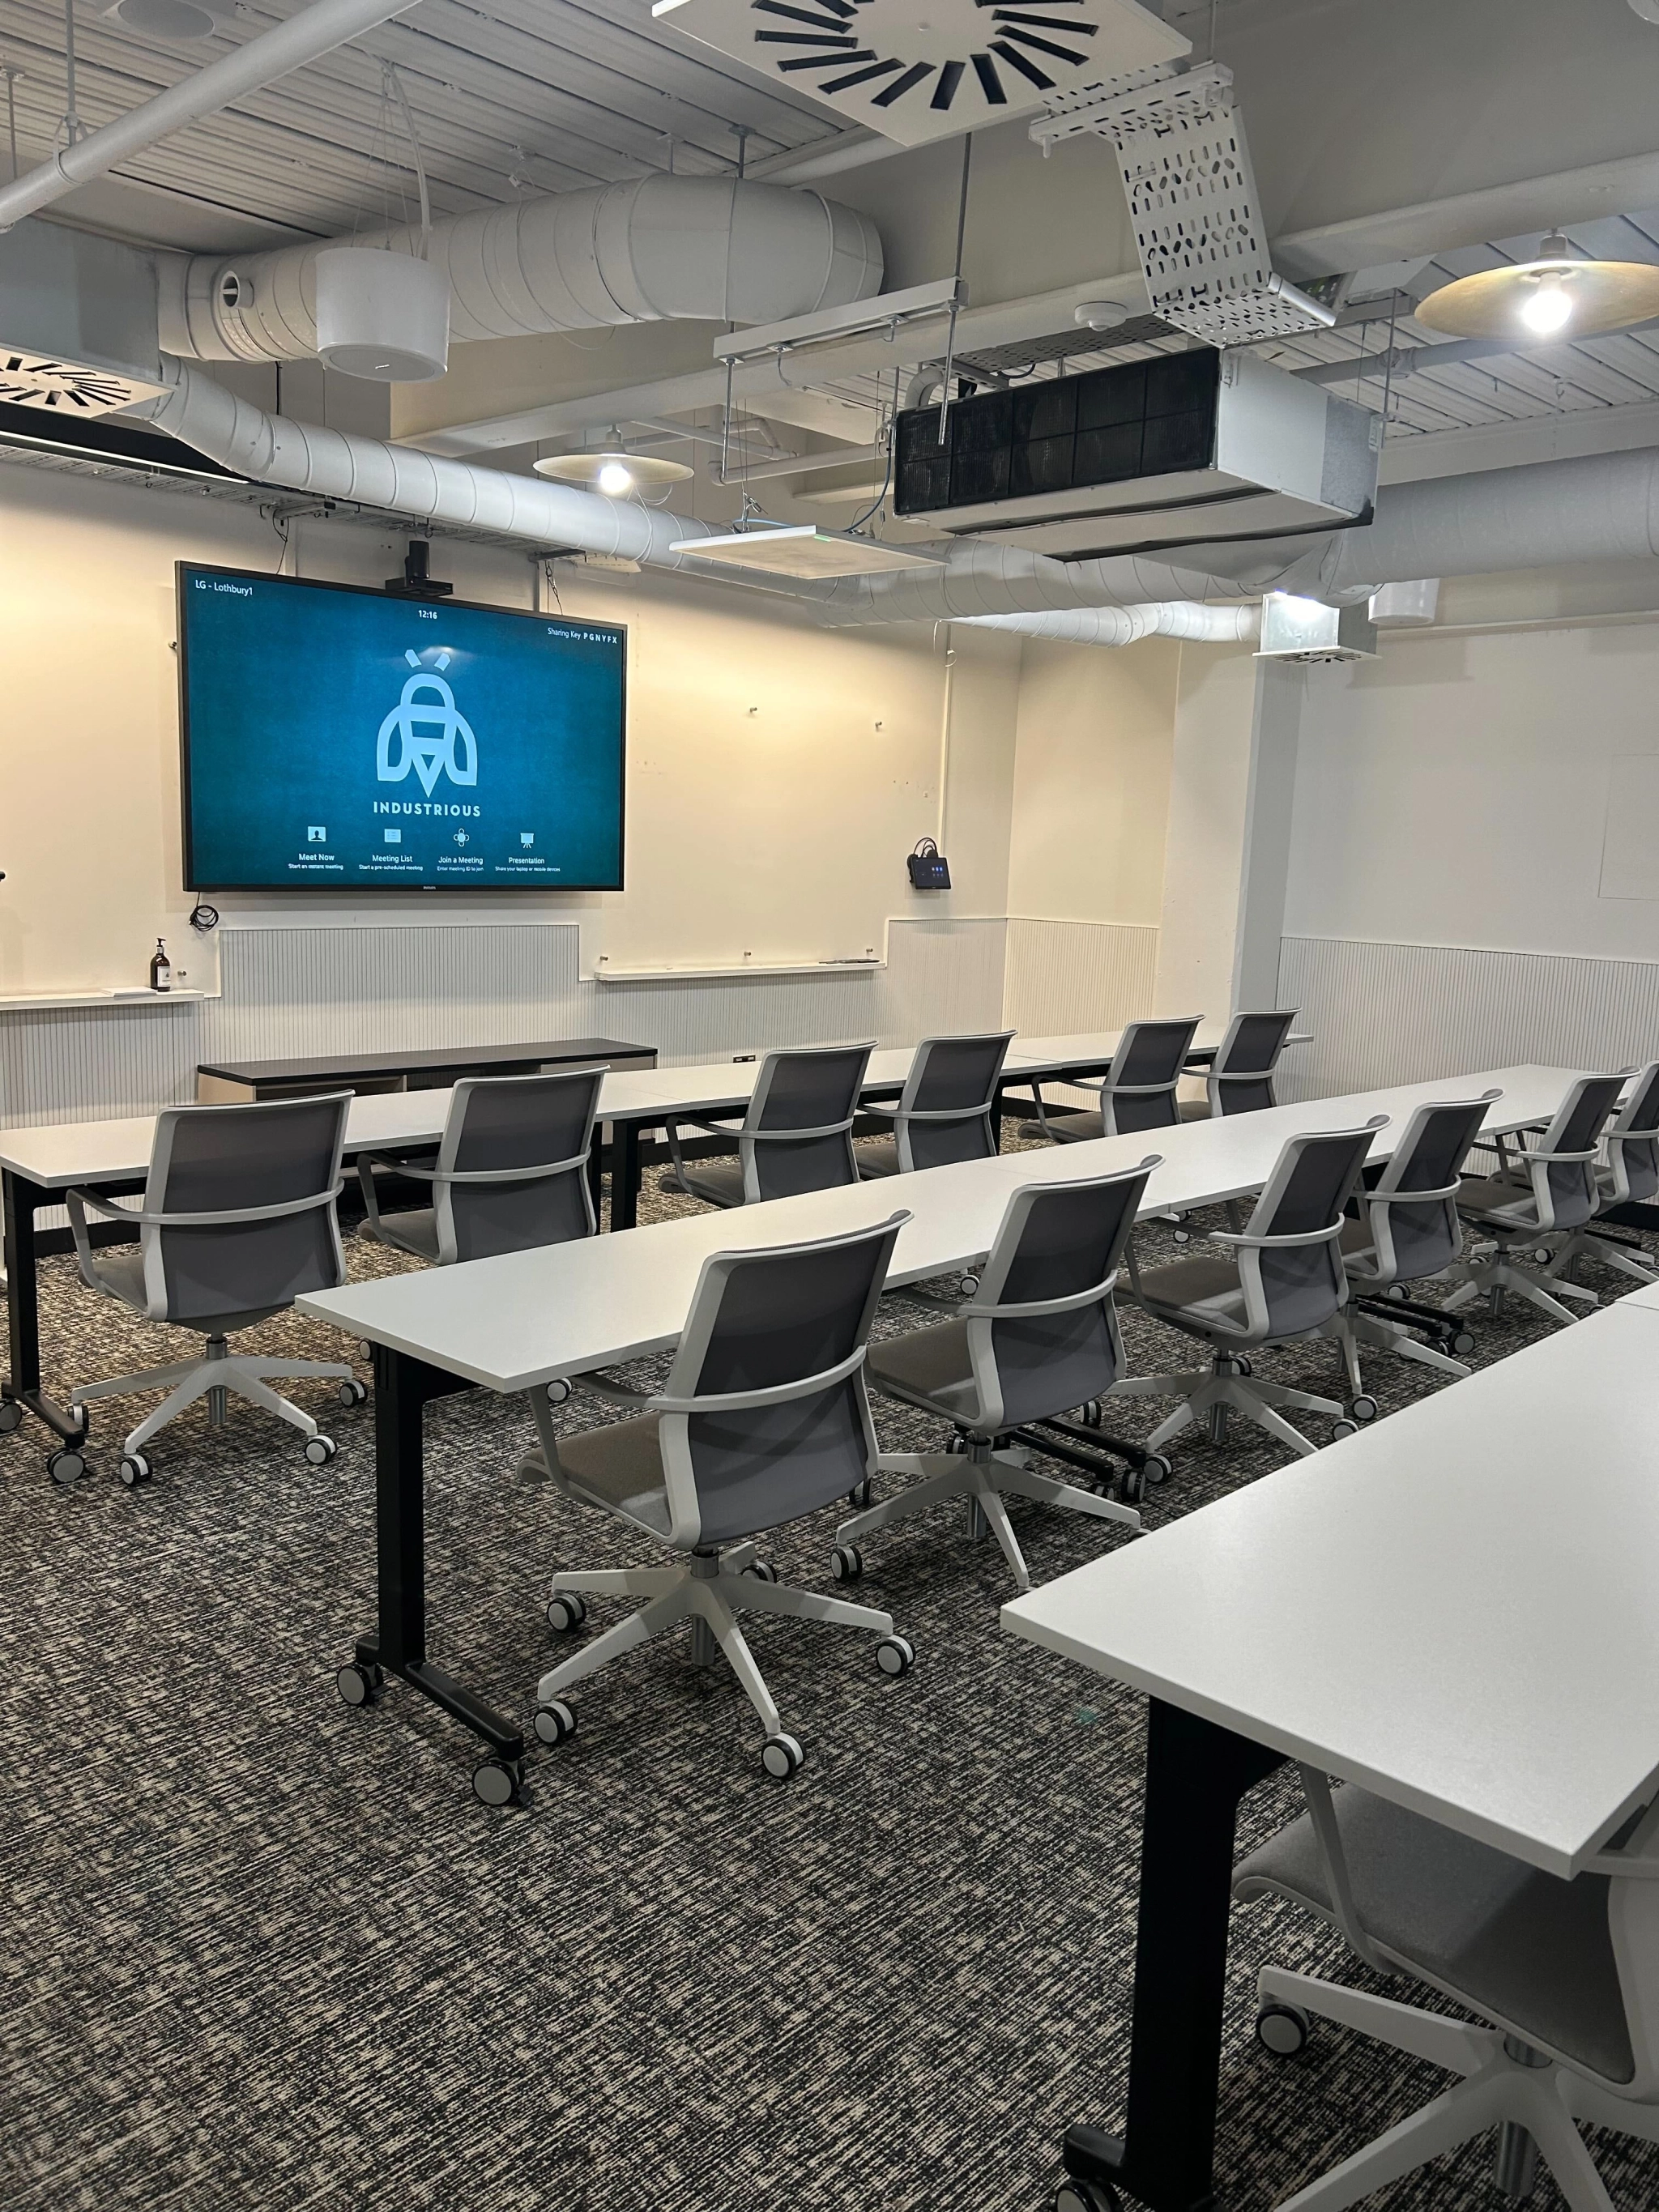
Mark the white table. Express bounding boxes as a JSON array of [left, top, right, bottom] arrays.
[[284, 1065, 1584, 1801], [1000, 1298, 1659, 2212]]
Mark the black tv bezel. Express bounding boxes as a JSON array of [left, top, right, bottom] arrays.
[[175, 560, 629, 894]]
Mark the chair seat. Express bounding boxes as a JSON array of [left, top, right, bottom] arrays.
[[868, 1319, 979, 1421], [1178, 1098, 1212, 1122], [676, 1160, 747, 1209], [1457, 1173, 1544, 1230], [1046, 1113, 1105, 1144], [858, 1136, 901, 1179], [90, 1250, 282, 1334], [1234, 1787, 1632, 2086], [1133, 1251, 1247, 1329], [371, 1208, 441, 1261], [556, 1413, 673, 1536]]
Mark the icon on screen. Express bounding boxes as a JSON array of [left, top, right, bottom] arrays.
[[453, 829, 470, 847], [384, 829, 402, 845], [308, 825, 326, 842], [519, 832, 534, 848]]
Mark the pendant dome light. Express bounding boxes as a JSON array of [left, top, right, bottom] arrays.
[[533, 445, 695, 496], [1414, 231, 1659, 342]]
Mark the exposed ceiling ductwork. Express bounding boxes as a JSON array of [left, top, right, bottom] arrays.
[[956, 605, 1259, 646], [160, 177, 885, 364]]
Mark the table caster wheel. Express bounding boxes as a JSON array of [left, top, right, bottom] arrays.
[[471, 1758, 522, 1807], [830, 1544, 864, 1583], [1452, 1328, 1476, 1356], [876, 1632, 915, 1677], [118, 1451, 151, 1487], [304, 1434, 338, 1466], [846, 1477, 872, 1509], [335, 1660, 383, 1707], [1055, 2180, 1122, 2212], [741, 1558, 778, 1583], [761, 1732, 804, 1779], [1332, 1418, 1358, 1441], [0, 1398, 23, 1434], [1117, 1466, 1145, 1507], [1142, 1453, 1172, 1486], [546, 1592, 588, 1632], [1256, 2000, 1311, 2056], [545, 1378, 572, 1406], [533, 1698, 577, 1746], [1349, 1394, 1379, 1424], [337, 1379, 368, 1409], [957, 1273, 979, 1298], [48, 1446, 87, 1484]]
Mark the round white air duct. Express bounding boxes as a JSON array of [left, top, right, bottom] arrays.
[[313, 248, 450, 382]]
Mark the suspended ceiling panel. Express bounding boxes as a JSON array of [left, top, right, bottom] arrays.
[[660, 0, 1187, 148]]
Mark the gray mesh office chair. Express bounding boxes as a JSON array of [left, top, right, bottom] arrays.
[[63, 1094, 358, 1485], [1327, 1089, 1499, 1394], [659, 1042, 874, 1210], [1536, 1059, 1659, 1293], [1179, 1008, 1299, 1121], [356, 1067, 603, 1263], [858, 1029, 1014, 1178], [1235, 1779, 1659, 2210], [1117, 1119, 1387, 1458], [1446, 1071, 1631, 1326], [831, 1162, 1155, 1594], [525, 1212, 915, 1778], [1023, 1016, 1203, 1144]]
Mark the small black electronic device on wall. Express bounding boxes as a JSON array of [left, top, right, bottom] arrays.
[[907, 838, 951, 890]]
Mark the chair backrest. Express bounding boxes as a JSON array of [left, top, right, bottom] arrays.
[[1234, 1119, 1386, 1342], [1606, 1062, 1659, 1208], [652, 1210, 908, 1549], [1522, 1072, 1631, 1231], [1608, 1797, 1659, 2100], [1100, 1016, 1203, 1134], [140, 1093, 350, 1323], [1356, 1090, 1499, 1286], [738, 1042, 875, 1201], [1207, 1009, 1299, 1115], [892, 1029, 1015, 1171], [961, 1158, 1160, 1431], [431, 1067, 603, 1264]]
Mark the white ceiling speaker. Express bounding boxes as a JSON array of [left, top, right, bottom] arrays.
[[313, 248, 450, 383], [101, 0, 227, 40], [659, 0, 1186, 148], [533, 450, 694, 494]]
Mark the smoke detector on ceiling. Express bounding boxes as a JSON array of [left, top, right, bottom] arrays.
[[100, 0, 229, 43]]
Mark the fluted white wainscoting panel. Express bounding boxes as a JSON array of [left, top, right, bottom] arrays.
[[1277, 936, 1659, 1101], [0, 1000, 203, 1128], [1004, 919, 1158, 1034]]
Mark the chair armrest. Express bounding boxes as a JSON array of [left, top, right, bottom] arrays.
[[63, 1187, 139, 1293], [573, 1370, 658, 1411], [65, 1185, 145, 1224], [1208, 1220, 1346, 1251], [359, 1152, 441, 1181]]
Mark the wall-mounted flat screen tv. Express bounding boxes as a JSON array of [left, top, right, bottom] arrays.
[[177, 563, 626, 891]]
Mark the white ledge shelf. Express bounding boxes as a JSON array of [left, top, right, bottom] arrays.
[[591, 959, 885, 985], [0, 988, 209, 1014]]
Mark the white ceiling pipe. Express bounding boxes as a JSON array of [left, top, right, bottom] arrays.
[[0, 0, 422, 233], [957, 605, 1259, 647], [160, 177, 885, 364]]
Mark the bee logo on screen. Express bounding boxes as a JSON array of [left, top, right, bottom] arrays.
[[377, 647, 478, 797]]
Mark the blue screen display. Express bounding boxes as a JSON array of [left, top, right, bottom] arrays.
[[177, 565, 626, 890]]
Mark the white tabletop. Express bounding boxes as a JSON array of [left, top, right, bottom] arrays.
[[296, 1064, 1584, 1396], [1004, 1300, 1659, 1878], [1610, 1280, 1659, 1315]]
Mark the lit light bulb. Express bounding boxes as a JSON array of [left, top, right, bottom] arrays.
[[1520, 275, 1574, 336], [597, 459, 633, 496]]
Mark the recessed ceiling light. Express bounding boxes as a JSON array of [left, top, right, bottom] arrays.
[[1415, 232, 1659, 341]]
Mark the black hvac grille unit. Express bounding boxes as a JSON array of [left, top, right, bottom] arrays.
[[894, 348, 1220, 518], [0, 399, 241, 481]]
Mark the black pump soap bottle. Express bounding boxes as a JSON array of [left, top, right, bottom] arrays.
[[149, 938, 172, 993]]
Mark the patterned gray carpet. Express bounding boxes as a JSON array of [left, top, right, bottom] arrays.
[[2, 1153, 1656, 2211]]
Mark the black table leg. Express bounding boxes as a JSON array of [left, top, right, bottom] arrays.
[[2, 1169, 90, 1451], [609, 1119, 642, 1232], [1062, 1701, 1285, 2212], [343, 1345, 527, 1794]]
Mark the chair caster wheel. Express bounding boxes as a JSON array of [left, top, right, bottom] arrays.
[[533, 1699, 577, 1746], [471, 1758, 523, 1807], [335, 1660, 383, 1707], [876, 1632, 915, 1677], [546, 1592, 589, 1632], [117, 1451, 151, 1487], [1142, 1453, 1172, 1486], [1055, 2181, 1122, 2212], [1256, 2000, 1311, 2056], [1235, 1356, 1252, 1377], [1078, 1398, 1102, 1429], [742, 1558, 778, 1583], [304, 1434, 338, 1466], [1332, 1418, 1358, 1441], [1349, 1395, 1379, 1424], [1117, 1466, 1145, 1507], [0, 1399, 23, 1434], [761, 1732, 804, 1779], [337, 1379, 368, 1409], [1452, 1329, 1476, 1356], [846, 1477, 872, 1509], [1384, 1285, 1406, 1302], [830, 1543, 864, 1583], [48, 1446, 87, 1484], [67, 1404, 87, 1430], [1171, 1227, 1192, 1245], [357, 1340, 374, 1362]]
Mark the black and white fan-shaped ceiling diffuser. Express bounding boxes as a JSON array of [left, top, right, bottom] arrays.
[[664, 0, 1187, 147]]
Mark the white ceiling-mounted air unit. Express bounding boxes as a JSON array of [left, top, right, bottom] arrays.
[[655, 0, 1188, 147], [0, 223, 168, 419], [1256, 593, 1378, 665]]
